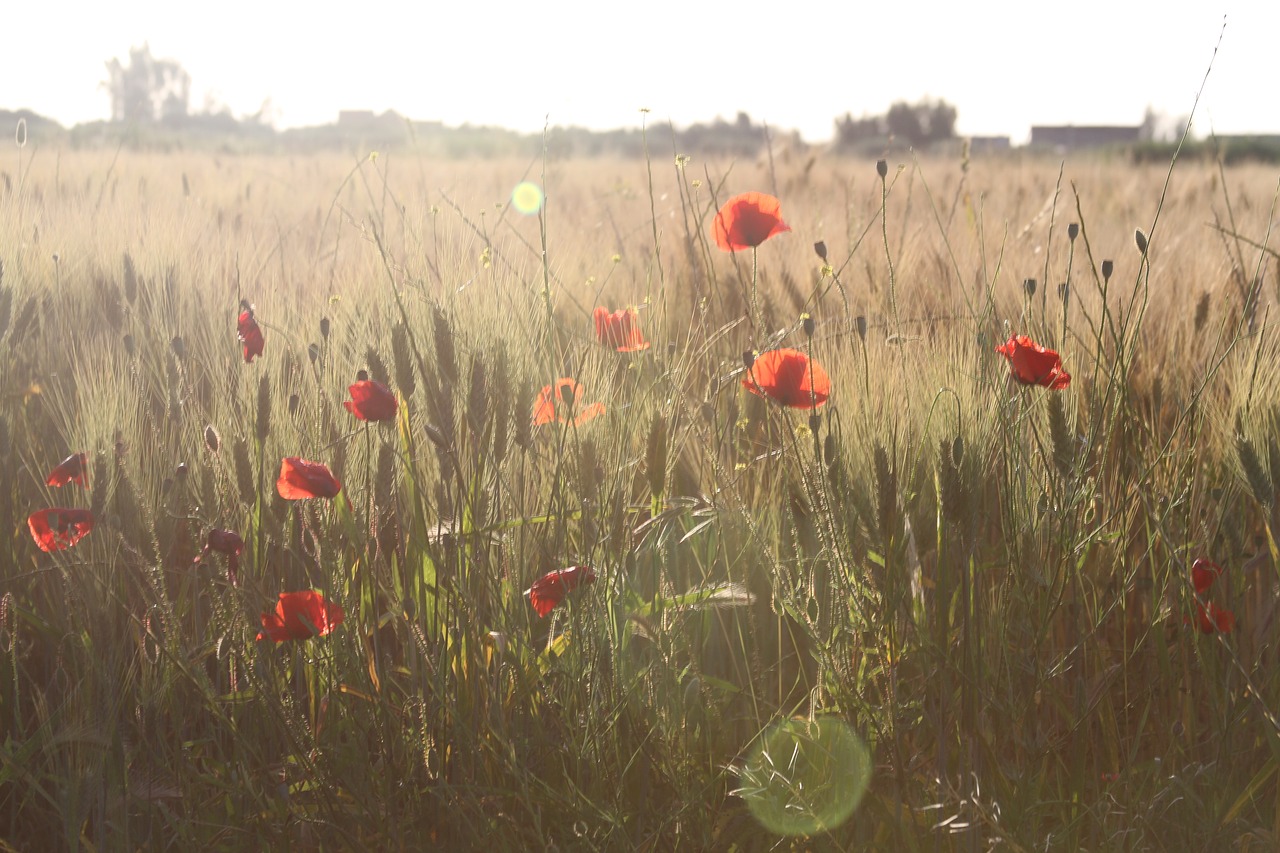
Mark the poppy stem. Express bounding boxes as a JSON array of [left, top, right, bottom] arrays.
[[880, 166, 901, 339], [750, 246, 761, 345]]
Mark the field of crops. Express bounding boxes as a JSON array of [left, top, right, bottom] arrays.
[[2, 140, 1279, 850]]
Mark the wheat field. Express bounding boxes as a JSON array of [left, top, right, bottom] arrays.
[[1, 142, 1279, 850]]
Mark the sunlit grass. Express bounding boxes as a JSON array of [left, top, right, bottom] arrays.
[[1, 142, 1278, 849]]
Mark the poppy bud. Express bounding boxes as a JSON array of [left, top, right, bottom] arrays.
[[288, 393, 300, 415], [813, 241, 828, 262], [204, 425, 220, 453], [1023, 278, 1037, 297], [802, 314, 815, 338], [742, 350, 756, 370], [424, 423, 448, 449], [808, 413, 821, 433], [1067, 223, 1079, 241], [308, 343, 320, 364], [1101, 260, 1114, 282], [356, 369, 369, 382], [952, 435, 964, 466], [1135, 228, 1148, 255], [876, 159, 888, 179], [855, 316, 867, 341], [320, 317, 330, 339], [175, 462, 189, 480]]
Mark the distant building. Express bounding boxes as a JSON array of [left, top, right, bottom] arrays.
[[1030, 125, 1144, 149], [967, 135, 1011, 153]]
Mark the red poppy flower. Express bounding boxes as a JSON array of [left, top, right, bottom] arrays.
[[593, 306, 650, 353], [995, 335, 1070, 389], [712, 192, 791, 252], [46, 453, 88, 488], [526, 566, 597, 617], [238, 309, 265, 363], [256, 591, 345, 642], [742, 348, 831, 409], [531, 378, 606, 427], [1191, 558, 1223, 595], [195, 528, 245, 586], [195, 528, 244, 560], [277, 457, 342, 500], [1191, 600, 1235, 634], [28, 508, 95, 552], [344, 379, 398, 422]]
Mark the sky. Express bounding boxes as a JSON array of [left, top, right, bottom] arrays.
[[4, 0, 1277, 144]]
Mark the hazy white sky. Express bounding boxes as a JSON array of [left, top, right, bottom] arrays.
[[4, 0, 1277, 143]]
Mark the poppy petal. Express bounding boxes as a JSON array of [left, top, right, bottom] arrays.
[[712, 192, 791, 252], [238, 310, 265, 363], [526, 566, 597, 617], [1190, 558, 1223, 596], [277, 458, 342, 500], [256, 590, 345, 642], [46, 453, 88, 488], [531, 378, 606, 427], [742, 349, 831, 409], [28, 508, 95, 552], [593, 306, 650, 352], [344, 380, 398, 422], [996, 335, 1070, 389]]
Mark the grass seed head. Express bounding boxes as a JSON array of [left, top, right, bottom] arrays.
[[514, 382, 534, 451], [233, 438, 256, 506], [90, 453, 109, 518], [1237, 428, 1274, 509], [432, 305, 458, 387], [366, 348, 390, 386], [123, 252, 137, 304], [646, 414, 668, 499], [466, 358, 489, 434], [392, 322, 416, 399], [1193, 292, 1210, 332], [1048, 393, 1074, 479]]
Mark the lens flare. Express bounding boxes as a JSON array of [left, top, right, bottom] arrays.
[[511, 181, 544, 215], [734, 717, 871, 836]]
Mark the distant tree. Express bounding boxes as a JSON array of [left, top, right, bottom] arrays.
[[833, 99, 958, 151], [886, 101, 925, 145], [834, 113, 884, 146], [925, 99, 957, 142], [103, 44, 191, 123]]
